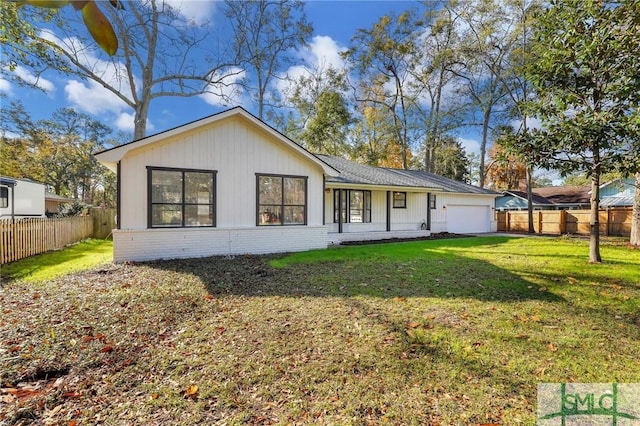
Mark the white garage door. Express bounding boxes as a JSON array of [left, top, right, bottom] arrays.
[[446, 205, 491, 234]]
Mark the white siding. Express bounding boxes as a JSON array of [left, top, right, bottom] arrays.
[[115, 116, 328, 261], [0, 180, 45, 218], [324, 189, 430, 233], [112, 226, 327, 262], [119, 116, 325, 230]]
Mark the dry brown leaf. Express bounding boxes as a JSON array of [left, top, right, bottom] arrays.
[[186, 384, 198, 398], [407, 321, 421, 329], [547, 343, 558, 352]]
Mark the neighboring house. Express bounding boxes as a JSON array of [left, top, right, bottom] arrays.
[[45, 191, 75, 216], [598, 178, 636, 208], [496, 186, 591, 211], [95, 107, 500, 262], [0, 176, 46, 220], [495, 190, 555, 211]]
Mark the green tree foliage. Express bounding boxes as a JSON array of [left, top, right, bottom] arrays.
[[299, 90, 351, 156], [432, 136, 470, 182], [1, 101, 117, 207], [525, 0, 640, 262], [344, 10, 421, 169]]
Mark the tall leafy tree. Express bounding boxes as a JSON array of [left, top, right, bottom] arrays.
[[486, 133, 527, 190], [298, 90, 352, 156], [450, 0, 520, 188], [526, 0, 640, 262], [344, 11, 421, 169], [432, 136, 470, 182], [412, 4, 465, 174], [2, 0, 239, 140], [350, 101, 398, 167], [225, 0, 313, 120]]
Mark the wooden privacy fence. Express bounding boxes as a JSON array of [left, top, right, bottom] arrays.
[[0, 208, 116, 265], [496, 207, 632, 236]]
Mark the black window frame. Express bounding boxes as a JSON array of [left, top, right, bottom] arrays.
[[430, 194, 437, 209], [392, 191, 407, 209], [256, 173, 308, 226], [0, 186, 8, 209], [147, 166, 217, 228], [333, 189, 372, 223]]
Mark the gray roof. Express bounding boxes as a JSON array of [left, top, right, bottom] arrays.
[[318, 155, 499, 195], [600, 196, 634, 207], [501, 190, 555, 206]]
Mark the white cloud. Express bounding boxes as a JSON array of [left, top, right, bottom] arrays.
[[163, 0, 218, 25], [200, 67, 247, 107], [65, 80, 127, 115], [12, 66, 55, 93], [458, 137, 481, 156], [0, 78, 11, 94], [510, 117, 543, 132], [273, 35, 348, 100], [113, 111, 154, 134], [304, 36, 346, 71]]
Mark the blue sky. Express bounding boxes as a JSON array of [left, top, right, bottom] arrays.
[[1, 0, 484, 156]]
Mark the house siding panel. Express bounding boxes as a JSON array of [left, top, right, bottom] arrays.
[[112, 115, 328, 261], [119, 117, 325, 231], [324, 190, 430, 233]]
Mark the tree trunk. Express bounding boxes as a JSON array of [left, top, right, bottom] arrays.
[[589, 168, 602, 263], [526, 164, 534, 234], [630, 172, 640, 247], [478, 108, 491, 188]]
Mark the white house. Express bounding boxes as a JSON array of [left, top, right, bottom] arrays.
[[0, 177, 46, 220], [95, 107, 499, 262]]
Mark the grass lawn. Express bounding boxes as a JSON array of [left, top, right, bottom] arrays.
[[1, 239, 113, 283], [0, 236, 638, 425]]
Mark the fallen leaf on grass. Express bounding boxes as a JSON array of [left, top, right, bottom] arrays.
[[547, 343, 558, 352], [62, 391, 81, 399], [100, 345, 113, 353], [515, 334, 529, 340], [186, 384, 198, 398], [151, 392, 159, 400], [407, 321, 421, 329]]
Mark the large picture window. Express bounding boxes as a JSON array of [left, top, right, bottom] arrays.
[[334, 189, 371, 223], [257, 174, 307, 225], [148, 167, 216, 228]]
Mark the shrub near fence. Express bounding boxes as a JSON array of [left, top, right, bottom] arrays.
[[0, 216, 94, 264], [496, 207, 632, 237]]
